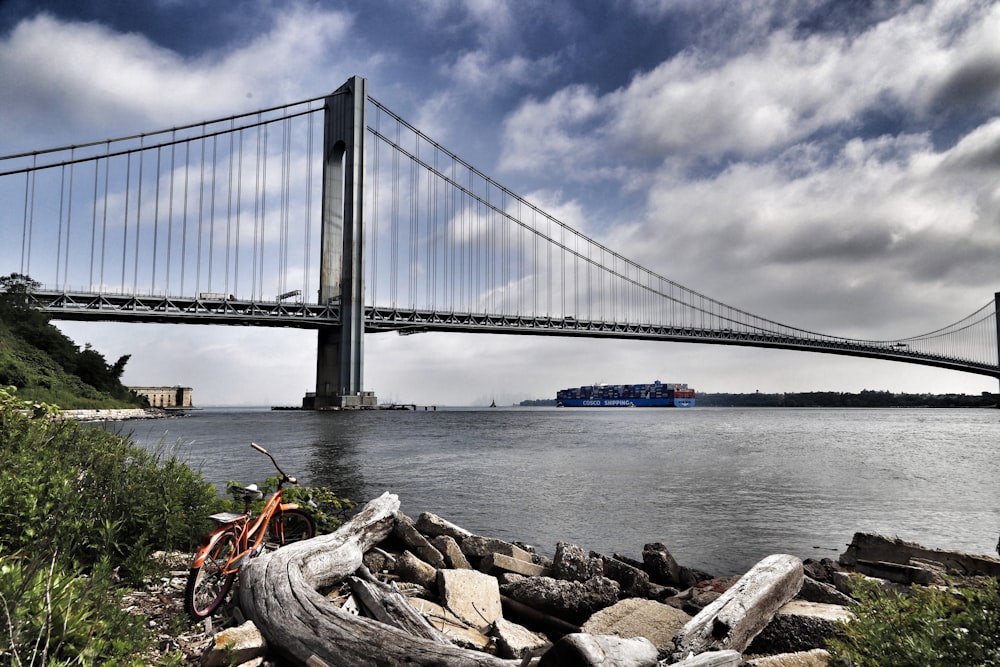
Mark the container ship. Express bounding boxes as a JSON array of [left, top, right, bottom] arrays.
[[555, 380, 695, 408]]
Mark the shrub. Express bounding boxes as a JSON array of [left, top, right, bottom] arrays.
[[0, 387, 221, 582], [224, 474, 356, 536], [827, 575, 1000, 666]]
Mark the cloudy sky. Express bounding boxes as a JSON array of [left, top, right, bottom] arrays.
[[1, 0, 999, 406]]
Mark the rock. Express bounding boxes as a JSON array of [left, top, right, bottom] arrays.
[[552, 542, 604, 581], [669, 649, 742, 666], [462, 534, 533, 562], [200, 620, 266, 667], [394, 513, 447, 569], [742, 648, 833, 666], [490, 617, 551, 659], [537, 633, 658, 667], [683, 576, 740, 615], [601, 554, 653, 599], [745, 601, 852, 655], [503, 575, 621, 624], [853, 558, 945, 586], [581, 597, 690, 655], [671, 554, 804, 659], [839, 532, 1000, 578], [405, 597, 493, 651], [481, 552, 551, 578], [802, 558, 840, 584], [437, 568, 503, 633], [362, 547, 395, 575], [797, 576, 856, 606], [396, 550, 438, 590], [432, 534, 472, 569], [643, 542, 683, 587], [415, 512, 474, 542]]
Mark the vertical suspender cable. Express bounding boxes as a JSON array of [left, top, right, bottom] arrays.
[[134, 141, 144, 293], [100, 148, 109, 290], [64, 151, 75, 291], [197, 133, 207, 293], [56, 164, 64, 288], [209, 134, 219, 291], [89, 157, 99, 289], [152, 146, 162, 293], [181, 143, 190, 294], [122, 153, 131, 289], [234, 130, 244, 297], [167, 137, 175, 293], [303, 112, 314, 302]]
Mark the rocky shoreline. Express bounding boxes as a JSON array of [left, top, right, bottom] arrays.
[[58, 407, 174, 421], [166, 496, 1000, 666]]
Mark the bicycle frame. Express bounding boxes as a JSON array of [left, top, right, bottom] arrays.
[[191, 489, 300, 571]]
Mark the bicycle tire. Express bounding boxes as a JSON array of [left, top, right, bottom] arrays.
[[184, 529, 238, 619], [266, 509, 315, 547]]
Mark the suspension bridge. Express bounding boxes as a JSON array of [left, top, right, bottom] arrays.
[[1, 76, 998, 408]]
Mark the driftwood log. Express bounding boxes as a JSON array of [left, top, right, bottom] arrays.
[[238, 492, 520, 666]]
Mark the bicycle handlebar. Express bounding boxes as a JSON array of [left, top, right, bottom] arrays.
[[250, 442, 297, 485]]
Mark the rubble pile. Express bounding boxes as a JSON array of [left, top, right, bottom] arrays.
[[197, 495, 1000, 667]]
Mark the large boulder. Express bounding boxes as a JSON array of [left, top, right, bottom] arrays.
[[745, 601, 852, 655], [581, 597, 690, 655], [502, 575, 620, 624]]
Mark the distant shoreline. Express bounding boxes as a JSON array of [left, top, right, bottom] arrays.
[[57, 408, 178, 421]]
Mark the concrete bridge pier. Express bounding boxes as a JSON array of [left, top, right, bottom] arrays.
[[307, 76, 377, 410]]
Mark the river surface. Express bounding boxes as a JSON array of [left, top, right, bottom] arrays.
[[118, 406, 1000, 576]]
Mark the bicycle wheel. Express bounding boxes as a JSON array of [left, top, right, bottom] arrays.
[[184, 529, 238, 620], [266, 509, 315, 547]]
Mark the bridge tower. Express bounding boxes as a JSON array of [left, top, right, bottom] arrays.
[[310, 76, 376, 409]]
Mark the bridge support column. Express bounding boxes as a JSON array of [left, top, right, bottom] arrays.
[[309, 76, 376, 410]]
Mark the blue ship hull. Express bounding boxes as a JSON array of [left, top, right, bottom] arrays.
[[556, 397, 696, 408]]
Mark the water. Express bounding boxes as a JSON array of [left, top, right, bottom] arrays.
[[118, 406, 1000, 576]]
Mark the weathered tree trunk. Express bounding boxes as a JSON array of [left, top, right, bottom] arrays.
[[670, 554, 803, 661], [238, 492, 518, 666]]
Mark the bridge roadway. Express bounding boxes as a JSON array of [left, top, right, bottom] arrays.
[[28, 289, 1000, 379]]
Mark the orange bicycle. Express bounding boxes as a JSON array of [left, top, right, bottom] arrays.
[[184, 442, 315, 619]]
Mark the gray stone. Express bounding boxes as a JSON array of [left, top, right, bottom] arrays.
[[538, 633, 658, 667], [201, 620, 267, 667], [395, 550, 437, 590], [481, 552, 551, 578], [405, 596, 492, 651], [643, 542, 682, 587], [671, 554, 804, 659], [853, 559, 944, 586], [437, 568, 503, 632], [602, 555, 652, 598], [461, 534, 533, 561], [797, 575, 856, 606], [746, 601, 852, 655], [838, 532, 1000, 578], [552, 542, 603, 582], [432, 534, 472, 569], [490, 617, 551, 660], [581, 597, 690, 655], [670, 649, 742, 666], [742, 648, 833, 666], [503, 575, 620, 624], [394, 513, 446, 569], [415, 511, 474, 542]]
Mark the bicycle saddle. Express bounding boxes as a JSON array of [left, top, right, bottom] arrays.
[[228, 483, 264, 500]]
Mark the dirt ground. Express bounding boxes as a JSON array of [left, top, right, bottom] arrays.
[[121, 552, 234, 665]]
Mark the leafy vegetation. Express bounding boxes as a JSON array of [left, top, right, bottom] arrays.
[[0, 386, 221, 665], [224, 475, 355, 536], [828, 575, 1000, 666], [0, 273, 144, 409]]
